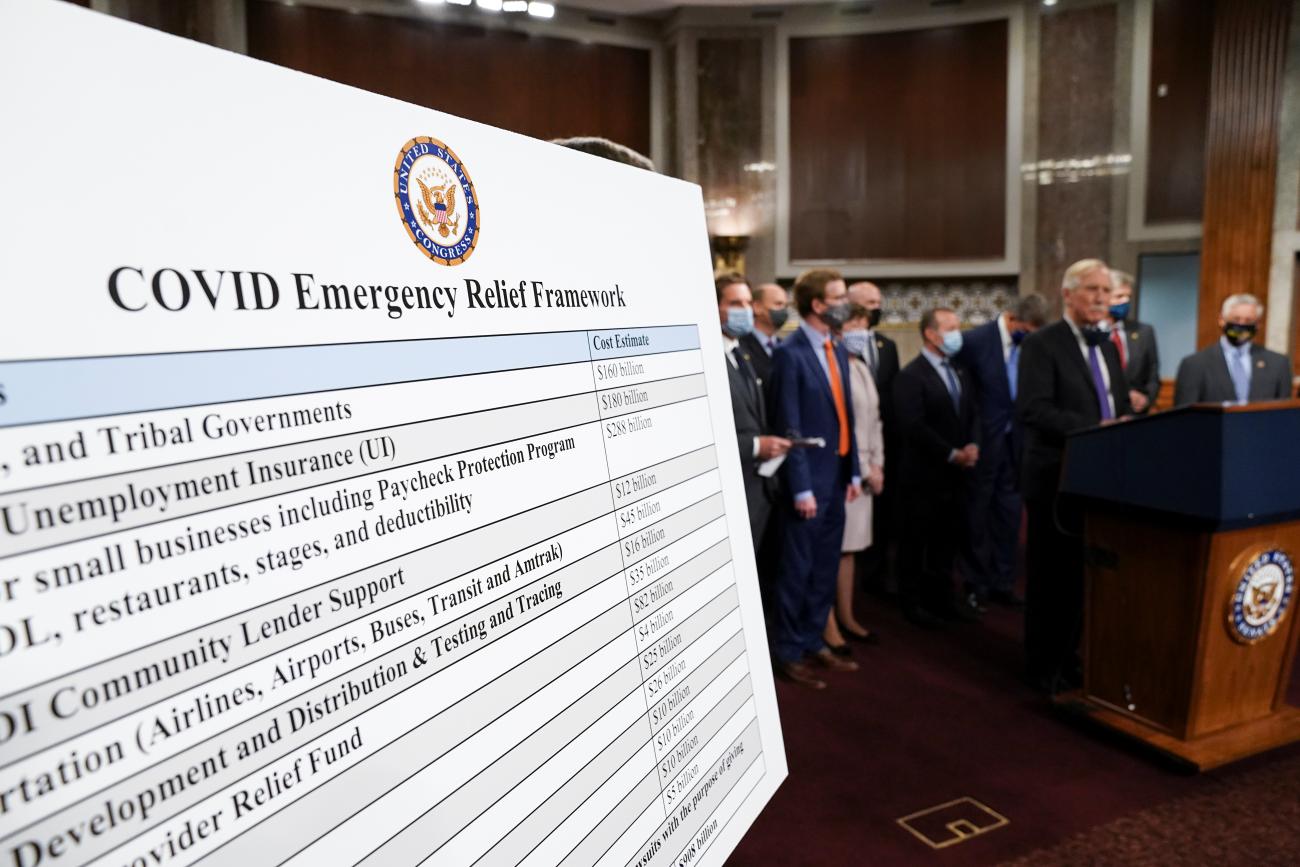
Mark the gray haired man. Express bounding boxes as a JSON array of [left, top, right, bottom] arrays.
[[1173, 294, 1292, 405]]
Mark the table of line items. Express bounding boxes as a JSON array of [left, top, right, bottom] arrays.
[[0, 325, 768, 867]]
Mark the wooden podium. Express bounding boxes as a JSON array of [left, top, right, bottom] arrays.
[[1056, 400, 1300, 770]]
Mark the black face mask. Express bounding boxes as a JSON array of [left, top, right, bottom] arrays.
[[867, 308, 883, 329], [1223, 322, 1257, 347], [1081, 326, 1110, 348]]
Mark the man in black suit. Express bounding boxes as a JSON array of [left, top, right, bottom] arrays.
[[717, 272, 790, 551], [1017, 258, 1133, 693], [848, 281, 901, 597], [740, 282, 789, 388], [894, 307, 981, 626], [1107, 270, 1161, 414], [955, 293, 1048, 610], [1174, 293, 1293, 406]]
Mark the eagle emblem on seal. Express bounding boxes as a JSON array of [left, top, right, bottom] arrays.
[[414, 176, 460, 239]]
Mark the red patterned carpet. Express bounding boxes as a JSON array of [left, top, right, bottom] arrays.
[[725, 590, 1300, 867]]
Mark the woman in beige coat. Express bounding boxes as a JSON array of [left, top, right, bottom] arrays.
[[825, 304, 885, 651]]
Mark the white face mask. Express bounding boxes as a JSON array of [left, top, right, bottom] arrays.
[[840, 329, 870, 357]]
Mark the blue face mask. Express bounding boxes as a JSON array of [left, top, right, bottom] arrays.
[[1010, 329, 1028, 345], [724, 306, 754, 337], [841, 329, 870, 358], [940, 329, 963, 357], [1109, 302, 1131, 321]]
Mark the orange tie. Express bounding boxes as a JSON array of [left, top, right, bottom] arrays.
[[824, 340, 850, 457]]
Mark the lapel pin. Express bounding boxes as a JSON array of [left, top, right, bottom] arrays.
[[1257, 360, 1265, 369]]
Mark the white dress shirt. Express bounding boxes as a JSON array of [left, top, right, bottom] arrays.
[[1219, 335, 1253, 402], [996, 313, 1014, 363]]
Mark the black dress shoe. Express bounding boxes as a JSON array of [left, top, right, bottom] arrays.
[[966, 591, 989, 614], [838, 619, 880, 645], [827, 641, 853, 658], [989, 589, 1025, 608]]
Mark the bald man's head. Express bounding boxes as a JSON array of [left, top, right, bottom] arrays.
[[848, 282, 882, 327], [752, 283, 790, 336]]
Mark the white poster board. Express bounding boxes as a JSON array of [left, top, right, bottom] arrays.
[[0, 2, 786, 864]]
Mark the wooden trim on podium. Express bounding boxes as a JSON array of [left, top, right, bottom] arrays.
[[1054, 693, 1300, 771]]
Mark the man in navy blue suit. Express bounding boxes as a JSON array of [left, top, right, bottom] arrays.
[[769, 268, 863, 689], [955, 293, 1048, 610]]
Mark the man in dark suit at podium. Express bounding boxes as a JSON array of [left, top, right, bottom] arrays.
[[1017, 259, 1132, 693], [1107, 270, 1161, 414], [894, 307, 981, 626], [769, 268, 862, 688], [717, 272, 790, 552], [1173, 293, 1293, 406], [955, 293, 1048, 609]]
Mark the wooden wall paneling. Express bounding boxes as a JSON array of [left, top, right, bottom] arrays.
[[119, 0, 217, 44], [787, 20, 1007, 262], [1145, 0, 1214, 225], [246, 3, 652, 158], [1197, 0, 1292, 349]]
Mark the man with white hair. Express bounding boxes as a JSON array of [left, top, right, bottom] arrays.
[[1016, 258, 1132, 694], [1173, 293, 1292, 405]]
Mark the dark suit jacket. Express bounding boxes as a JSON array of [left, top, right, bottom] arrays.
[[1016, 319, 1132, 502], [770, 327, 861, 502], [893, 353, 979, 497], [955, 319, 1014, 442], [871, 332, 901, 445], [1173, 341, 1292, 406], [739, 331, 774, 388], [1117, 321, 1160, 412], [726, 344, 772, 533]]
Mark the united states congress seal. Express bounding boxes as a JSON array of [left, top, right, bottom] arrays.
[[393, 136, 480, 266], [1227, 549, 1294, 644]]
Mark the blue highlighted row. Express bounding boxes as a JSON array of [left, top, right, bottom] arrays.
[[0, 326, 700, 427]]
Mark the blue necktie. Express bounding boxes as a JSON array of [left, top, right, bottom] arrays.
[[940, 360, 961, 411], [1088, 346, 1114, 420], [1229, 348, 1250, 403]]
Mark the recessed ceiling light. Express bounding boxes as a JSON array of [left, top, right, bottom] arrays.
[[503, 0, 528, 10], [528, 1, 555, 17], [478, 0, 503, 10], [1043, 0, 1059, 6], [446, 0, 471, 6]]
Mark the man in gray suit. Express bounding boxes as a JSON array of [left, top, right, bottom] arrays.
[[1108, 270, 1161, 414], [1174, 293, 1293, 406], [717, 272, 791, 550]]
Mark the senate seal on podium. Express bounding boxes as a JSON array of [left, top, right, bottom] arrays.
[[393, 136, 480, 265], [1227, 549, 1294, 644]]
